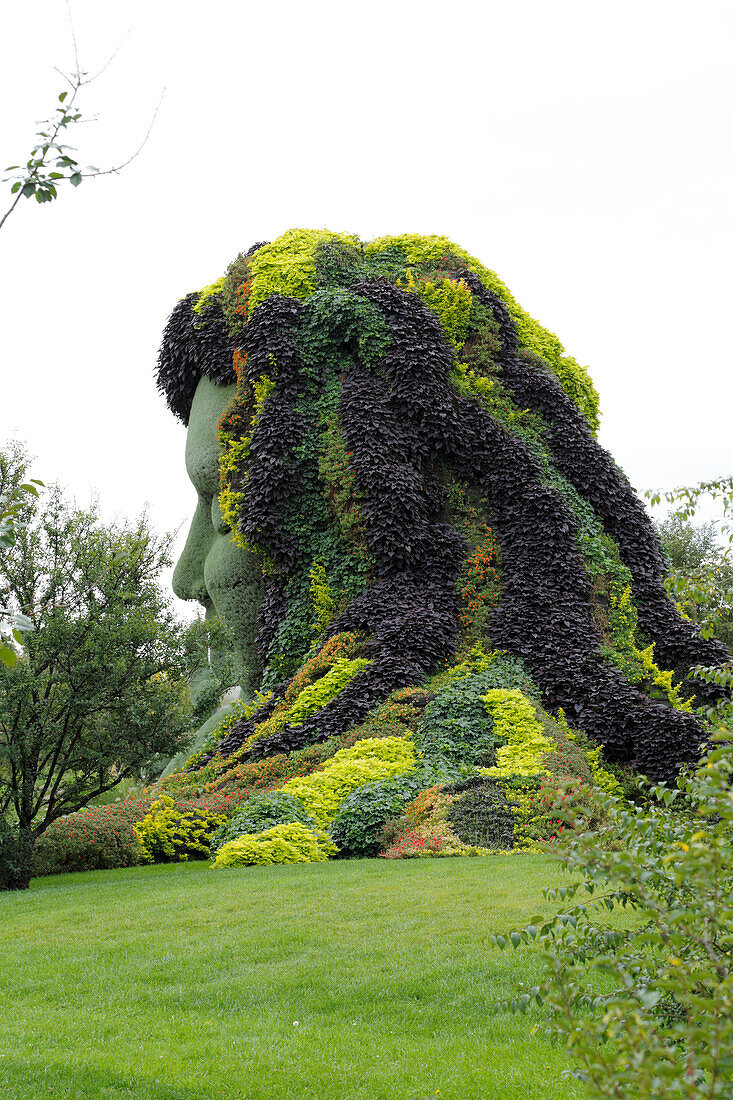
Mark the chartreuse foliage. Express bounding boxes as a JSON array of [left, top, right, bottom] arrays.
[[282, 657, 371, 727], [398, 266, 473, 349], [209, 791, 315, 856], [365, 232, 600, 432], [209, 736, 416, 867], [193, 277, 225, 322], [134, 795, 226, 863], [213, 822, 337, 866], [247, 229, 361, 315], [482, 690, 556, 778], [284, 736, 416, 830]]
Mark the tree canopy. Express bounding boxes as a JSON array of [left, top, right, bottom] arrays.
[[0, 446, 191, 889]]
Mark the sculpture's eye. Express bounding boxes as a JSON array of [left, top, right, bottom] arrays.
[[211, 494, 230, 535]]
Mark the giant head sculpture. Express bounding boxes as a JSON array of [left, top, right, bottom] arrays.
[[158, 230, 728, 784]]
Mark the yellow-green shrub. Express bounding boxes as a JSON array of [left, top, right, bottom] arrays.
[[134, 795, 226, 863], [481, 689, 556, 777], [605, 582, 694, 712], [284, 736, 416, 829], [399, 268, 473, 349], [192, 277, 225, 322], [247, 229, 359, 316], [212, 822, 337, 867], [252, 655, 371, 744]]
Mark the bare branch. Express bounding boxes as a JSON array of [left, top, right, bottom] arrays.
[[81, 89, 165, 180]]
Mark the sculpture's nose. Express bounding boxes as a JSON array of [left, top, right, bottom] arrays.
[[172, 495, 214, 605]]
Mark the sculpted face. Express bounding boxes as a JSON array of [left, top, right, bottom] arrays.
[[172, 376, 263, 697]]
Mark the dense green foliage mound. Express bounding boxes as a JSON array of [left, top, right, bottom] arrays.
[[149, 229, 731, 869]]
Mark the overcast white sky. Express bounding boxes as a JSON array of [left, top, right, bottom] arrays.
[[1, 0, 731, 614]]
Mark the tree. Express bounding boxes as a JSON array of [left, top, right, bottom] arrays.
[[656, 515, 733, 649], [647, 478, 733, 726], [0, 441, 43, 667], [0, 447, 191, 890]]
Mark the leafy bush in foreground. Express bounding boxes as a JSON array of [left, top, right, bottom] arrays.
[[490, 737, 733, 1098], [213, 822, 337, 867], [31, 799, 151, 876], [329, 773, 423, 857], [209, 792, 315, 856], [134, 795, 226, 863]]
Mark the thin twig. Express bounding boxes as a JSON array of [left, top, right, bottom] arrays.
[[80, 89, 165, 179]]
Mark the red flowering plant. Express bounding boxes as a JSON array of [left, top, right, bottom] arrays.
[[31, 798, 152, 877]]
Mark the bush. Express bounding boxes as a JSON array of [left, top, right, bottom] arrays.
[[31, 800, 151, 876], [209, 792, 314, 856], [284, 736, 416, 829], [212, 822, 337, 867], [329, 773, 423, 857], [379, 785, 488, 860], [447, 778, 518, 850], [490, 737, 733, 1098], [481, 689, 556, 777], [416, 674, 498, 772], [134, 795, 226, 863], [416, 649, 538, 775]]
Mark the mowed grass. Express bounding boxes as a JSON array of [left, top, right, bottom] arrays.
[[0, 855, 585, 1100]]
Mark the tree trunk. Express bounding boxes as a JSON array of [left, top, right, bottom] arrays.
[[0, 822, 35, 890]]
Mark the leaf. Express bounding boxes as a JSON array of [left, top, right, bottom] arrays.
[[13, 614, 34, 632], [10, 181, 21, 194], [0, 645, 17, 668], [22, 182, 36, 198], [69, 172, 82, 188]]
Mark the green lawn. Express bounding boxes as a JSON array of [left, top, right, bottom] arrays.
[[0, 855, 584, 1100]]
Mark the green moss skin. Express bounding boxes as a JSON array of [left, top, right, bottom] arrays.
[[173, 377, 264, 696]]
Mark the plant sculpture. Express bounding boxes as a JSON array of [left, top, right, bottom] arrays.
[[152, 229, 730, 865]]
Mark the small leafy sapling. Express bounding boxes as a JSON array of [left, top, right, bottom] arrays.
[[489, 738, 733, 1098], [1, 9, 162, 234]]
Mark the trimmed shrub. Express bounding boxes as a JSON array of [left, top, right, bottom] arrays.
[[31, 800, 151, 877], [212, 822, 337, 867], [209, 792, 314, 856], [481, 689, 556, 776], [284, 736, 416, 829], [416, 674, 498, 773], [379, 786, 487, 860], [447, 778, 518, 850], [134, 795, 226, 863], [329, 773, 423, 858]]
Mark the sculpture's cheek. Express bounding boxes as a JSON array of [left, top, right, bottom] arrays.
[[203, 534, 264, 637]]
